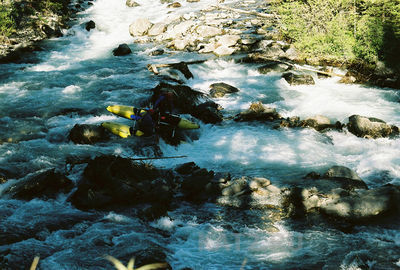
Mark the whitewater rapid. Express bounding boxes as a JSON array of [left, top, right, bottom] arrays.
[[1, 0, 400, 269]]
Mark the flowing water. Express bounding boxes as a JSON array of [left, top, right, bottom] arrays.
[[1, 0, 400, 269]]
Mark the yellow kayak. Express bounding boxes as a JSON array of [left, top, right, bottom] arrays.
[[106, 105, 199, 129], [101, 122, 144, 138]]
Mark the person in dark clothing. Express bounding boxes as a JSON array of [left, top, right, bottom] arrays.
[[130, 109, 156, 137], [151, 90, 175, 115]]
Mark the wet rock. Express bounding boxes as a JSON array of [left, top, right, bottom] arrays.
[[133, 248, 171, 269], [68, 124, 110, 144], [283, 45, 299, 61], [181, 167, 216, 201], [339, 72, 357, 84], [175, 162, 200, 175], [282, 72, 315, 85], [129, 18, 152, 37], [69, 155, 173, 210], [113, 43, 132, 56], [150, 49, 165, 56], [257, 60, 290, 74], [167, 2, 182, 8], [126, 0, 140, 7], [192, 101, 223, 124], [347, 115, 399, 139], [234, 102, 281, 122], [85, 20, 96, 31], [323, 166, 363, 182], [300, 115, 332, 131], [209, 82, 239, 98], [41, 24, 63, 38], [321, 185, 400, 223], [2, 169, 73, 200], [278, 116, 301, 128], [187, 0, 200, 2]]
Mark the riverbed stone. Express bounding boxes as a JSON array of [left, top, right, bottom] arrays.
[[282, 72, 315, 85], [113, 43, 132, 56], [234, 102, 281, 122], [347, 115, 399, 139], [68, 124, 110, 144], [217, 34, 241, 47], [129, 18, 152, 37], [167, 2, 182, 8], [148, 23, 167, 36], [85, 20, 96, 31], [3, 169, 73, 200], [209, 82, 239, 98], [196, 25, 223, 38], [257, 60, 290, 74], [214, 46, 235, 56]]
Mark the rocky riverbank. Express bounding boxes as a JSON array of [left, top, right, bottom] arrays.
[[0, 0, 93, 63]]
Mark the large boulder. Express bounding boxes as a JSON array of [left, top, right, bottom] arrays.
[[209, 82, 239, 98], [282, 72, 315, 85], [321, 185, 400, 223], [112, 43, 132, 56], [234, 102, 281, 122], [300, 115, 334, 131], [68, 124, 110, 144], [347, 115, 399, 139], [68, 155, 173, 210], [2, 169, 73, 200], [192, 101, 223, 124], [129, 18, 152, 37]]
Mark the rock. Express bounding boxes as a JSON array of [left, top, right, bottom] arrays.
[[112, 43, 132, 56], [187, 0, 199, 2], [181, 168, 215, 201], [133, 248, 170, 269], [167, 2, 181, 8], [282, 72, 315, 85], [283, 45, 299, 61], [321, 185, 400, 223], [257, 61, 290, 74], [347, 115, 399, 139], [249, 177, 271, 191], [170, 21, 196, 37], [234, 102, 281, 122], [3, 169, 73, 200], [175, 162, 200, 175], [209, 82, 239, 98], [339, 72, 357, 84], [221, 177, 249, 196], [68, 124, 110, 144], [150, 49, 165, 56], [192, 101, 223, 124], [69, 155, 171, 209], [173, 38, 190, 50], [148, 23, 167, 36], [85, 20, 96, 31], [217, 35, 240, 47], [129, 18, 152, 37], [300, 115, 332, 131], [41, 24, 63, 38], [279, 116, 301, 128], [126, 0, 140, 7], [323, 166, 363, 181], [196, 25, 223, 38], [214, 46, 235, 56]]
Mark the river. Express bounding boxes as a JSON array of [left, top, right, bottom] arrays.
[[1, 0, 400, 269]]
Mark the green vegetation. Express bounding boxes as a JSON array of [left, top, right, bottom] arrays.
[[0, 5, 16, 37], [272, 0, 400, 69]]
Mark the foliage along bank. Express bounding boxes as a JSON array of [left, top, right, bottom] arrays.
[[271, 0, 400, 88], [0, 0, 77, 62]]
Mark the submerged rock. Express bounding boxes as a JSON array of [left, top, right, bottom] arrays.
[[126, 0, 140, 7], [347, 115, 399, 139], [192, 101, 223, 124], [209, 82, 239, 98], [2, 169, 73, 200], [68, 124, 110, 144]]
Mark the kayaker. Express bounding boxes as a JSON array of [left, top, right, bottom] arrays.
[[152, 90, 175, 115], [130, 108, 156, 136]]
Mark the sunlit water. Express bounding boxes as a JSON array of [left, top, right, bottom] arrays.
[[1, 0, 400, 269]]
